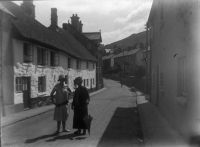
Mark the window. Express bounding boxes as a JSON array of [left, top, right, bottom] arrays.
[[93, 79, 95, 84], [90, 79, 92, 88], [50, 51, 59, 66], [83, 79, 86, 86], [76, 60, 81, 69], [177, 57, 186, 96], [38, 76, 46, 92], [68, 57, 71, 68], [93, 63, 95, 69], [15, 77, 28, 92], [37, 47, 48, 65], [86, 62, 89, 69], [16, 77, 23, 92], [23, 43, 33, 63], [87, 79, 89, 86]]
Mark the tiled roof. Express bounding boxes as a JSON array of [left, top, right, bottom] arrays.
[[1, 1, 96, 62], [83, 32, 102, 42]]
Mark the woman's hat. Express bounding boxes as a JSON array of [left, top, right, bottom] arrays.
[[74, 77, 82, 84], [58, 74, 65, 81]]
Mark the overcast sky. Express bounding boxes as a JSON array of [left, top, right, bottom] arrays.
[[14, 0, 153, 45]]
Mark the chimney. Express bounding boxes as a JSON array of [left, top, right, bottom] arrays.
[[79, 21, 83, 33], [71, 14, 80, 32], [21, 0, 35, 19], [50, 8, 58, 29]]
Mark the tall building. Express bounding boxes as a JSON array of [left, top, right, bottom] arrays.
[[146, 0, 200, 138]]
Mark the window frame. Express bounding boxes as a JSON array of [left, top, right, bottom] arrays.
[[16, 77, 23, 93], [23, 43, 33, 63], [50, 51, 59, 67], [37, 47, 48, 66], [38, 76, 46, 93], [68, 57, 71, 68]]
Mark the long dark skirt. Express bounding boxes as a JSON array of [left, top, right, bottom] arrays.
[[73, 105, 88, 129]]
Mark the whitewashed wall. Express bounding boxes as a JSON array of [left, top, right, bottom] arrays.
[[13, 39, 96, 104]]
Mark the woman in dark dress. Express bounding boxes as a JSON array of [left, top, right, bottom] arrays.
[[72, 77, 90, 135]]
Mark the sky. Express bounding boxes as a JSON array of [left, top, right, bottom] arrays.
[[14, 0, 153, 45]]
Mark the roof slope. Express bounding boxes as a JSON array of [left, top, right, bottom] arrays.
[[1, 1, 96, 61], [105, 31, 146, 50]]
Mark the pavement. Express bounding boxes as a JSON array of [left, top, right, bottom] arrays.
[[1, 87, 107, 128], [135, 92, 189, 147]]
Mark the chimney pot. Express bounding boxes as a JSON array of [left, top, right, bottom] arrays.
[[21, 0, 35, 18]]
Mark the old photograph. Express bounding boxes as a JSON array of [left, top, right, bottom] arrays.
[[0, 0, 200, 146]]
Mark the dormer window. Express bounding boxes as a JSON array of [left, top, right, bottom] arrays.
[[68, 57, 71, 68], [76, 59, 81, 69], [23, 43, 33, 63], [50, 51, 59, 66], [37, 47, 48, 66]]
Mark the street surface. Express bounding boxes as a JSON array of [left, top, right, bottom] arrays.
[[2, 79, 143, 147]]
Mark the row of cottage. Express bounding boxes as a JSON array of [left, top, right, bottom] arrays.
[[0, 1, 102, 113]]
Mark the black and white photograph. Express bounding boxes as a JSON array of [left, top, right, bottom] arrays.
[[0, 0, 200, 146]]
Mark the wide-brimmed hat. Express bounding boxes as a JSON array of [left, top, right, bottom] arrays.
[[74, 77, 82, 84], [58, 74, 65, 81]]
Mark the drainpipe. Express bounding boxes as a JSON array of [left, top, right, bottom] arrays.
[[0, 12, 5, 116]]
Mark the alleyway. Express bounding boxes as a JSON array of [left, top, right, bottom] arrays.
[[2, 79, 143, 147]]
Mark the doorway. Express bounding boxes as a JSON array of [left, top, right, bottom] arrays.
[[22, 77, 31, 109]]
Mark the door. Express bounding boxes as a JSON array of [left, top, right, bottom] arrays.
[[22, 77, 31, 109]]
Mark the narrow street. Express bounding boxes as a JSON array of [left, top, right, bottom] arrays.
[[2, 79, 143, 147]]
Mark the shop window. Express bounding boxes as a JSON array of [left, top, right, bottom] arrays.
[[38, 76, 46, 92], [23, 43, 33, 63]]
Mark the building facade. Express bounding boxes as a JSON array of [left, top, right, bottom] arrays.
[[147, 0, 200, 138], [103, 48, 145, 75], [1, 1, 97, 114]]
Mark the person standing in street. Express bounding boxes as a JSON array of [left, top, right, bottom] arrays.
[[72, 77, 90, 135], [50, 74, 71, 134]]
